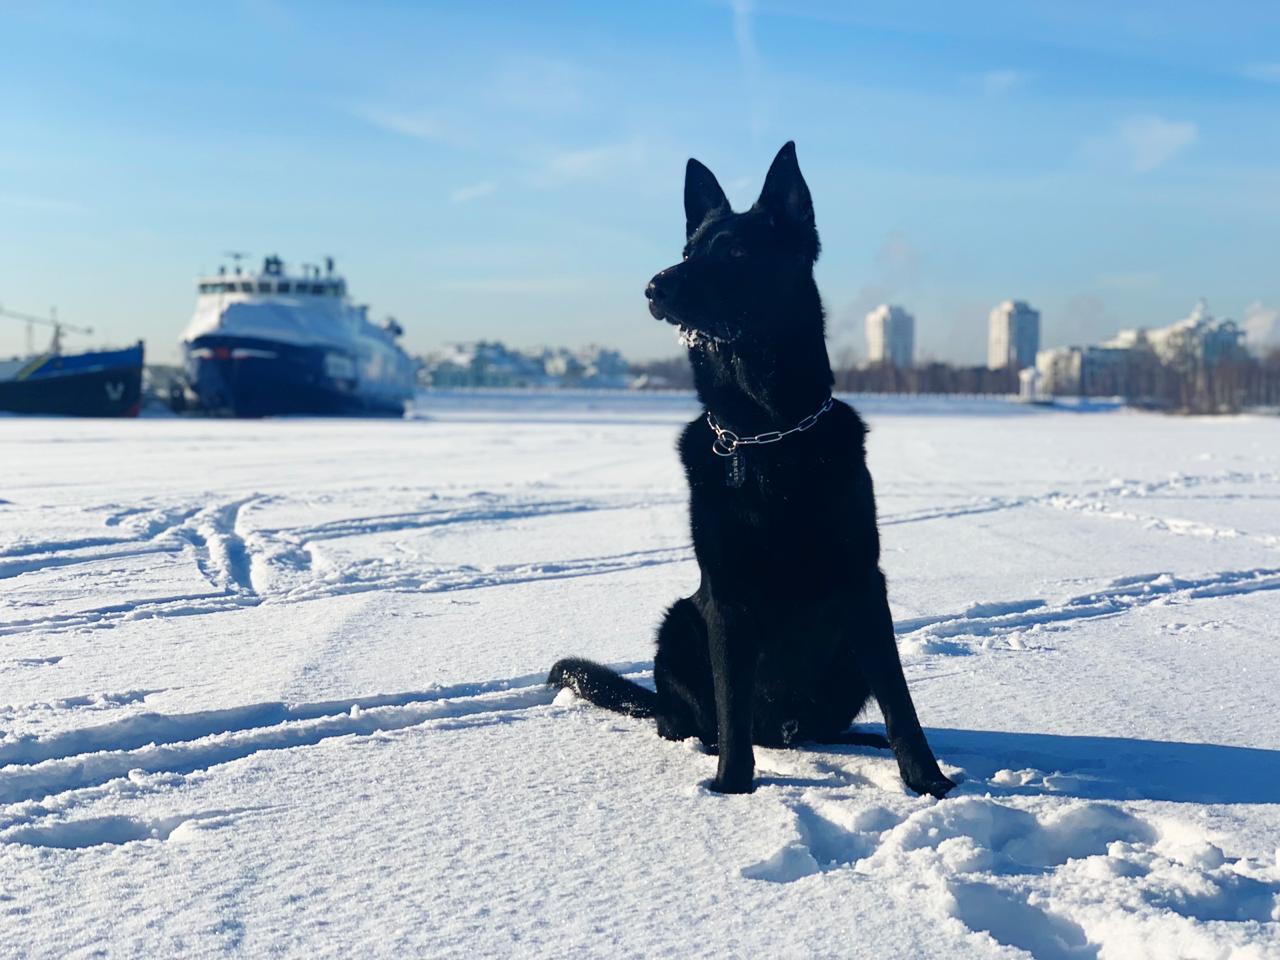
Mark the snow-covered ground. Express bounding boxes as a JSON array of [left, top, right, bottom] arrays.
[[2, 392, 1279, 959]]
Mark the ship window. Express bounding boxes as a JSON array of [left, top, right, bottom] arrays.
[[239, 282, 252, 293], [278, 282, 291, 293], [257, 282, 272, 293]]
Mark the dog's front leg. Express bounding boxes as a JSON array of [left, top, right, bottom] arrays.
[[857, 573, 955, 799], [704, 593, 758, 794]]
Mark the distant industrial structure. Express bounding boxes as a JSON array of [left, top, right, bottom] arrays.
[[1036, 300, 1247, 397], [864, 304, 915, 368], [422, 341, 634, 389], [988, 300, 1041, 371]]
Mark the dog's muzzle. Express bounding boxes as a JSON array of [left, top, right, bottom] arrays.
[[646, 270, 734, 348], [645, 277, 672, 321]]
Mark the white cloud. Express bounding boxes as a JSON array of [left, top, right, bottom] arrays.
[[449, 181, 497, 204], [981, 69, 1027, 95], [1086, 115, 1198, 173], [1117, 115, 1198, 172], [1243, 301, 1280, 351], [731, 0, 759, 74], [489, 57, 587, 115], [0, 194, 82, 212], [1242, 62, 1280, 83], [534, 138, 648, 186], [727, 0, 776, 137], [351, 105, 457, 144], [833, 230, 923, 343]]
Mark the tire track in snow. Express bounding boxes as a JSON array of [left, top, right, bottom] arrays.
[[880, 470, 1280, 539], [268, 495, 680, 543], [1, 806, 269, 849], [274, 545, 694, 605], [0, 495, 257, 628], [0, 545, 693, 638], [1043, 494, 1280, 551], [880, 496, 1030, 526], [0, 544, 183, 581], [0, 689, 163, 717], [0, 592, 256, 638], [1035, 470, 1280, 551], [179, 497, 259, 596], [0, 501, 207, 580], [0, 662, 652, 808], [0, 492, 688, 638], [895, 566, 1280, 653]]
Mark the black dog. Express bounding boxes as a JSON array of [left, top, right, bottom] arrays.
[[549, 142, 954, 798]]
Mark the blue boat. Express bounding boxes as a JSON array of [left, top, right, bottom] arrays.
[[180, 255, 418, 417], [0, 342, 144, 417]]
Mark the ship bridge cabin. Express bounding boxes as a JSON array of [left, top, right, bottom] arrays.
[[197, 255, 347, 298]]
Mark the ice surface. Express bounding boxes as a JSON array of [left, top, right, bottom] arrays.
[[1, 392, 1278, 958]]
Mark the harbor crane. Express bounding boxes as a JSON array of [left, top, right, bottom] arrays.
[[0, 305, 93, 355]]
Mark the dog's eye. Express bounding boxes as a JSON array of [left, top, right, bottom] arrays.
[[729, 245, 746, 259]]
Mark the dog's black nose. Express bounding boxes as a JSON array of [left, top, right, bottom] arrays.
[[645, 280, 663, 302]]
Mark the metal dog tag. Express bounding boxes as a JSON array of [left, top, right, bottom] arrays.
[[725, 451, 746, 488]]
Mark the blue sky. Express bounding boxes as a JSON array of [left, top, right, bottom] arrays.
[[2, 1, 1279, 364]]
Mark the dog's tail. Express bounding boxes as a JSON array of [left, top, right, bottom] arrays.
[[547, 657, 656, 719]]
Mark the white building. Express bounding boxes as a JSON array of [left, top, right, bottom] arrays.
[[1106, 300, 1244, 372], [1034, 300, 1248, 397], [988, 300, 1041, 370], [865, 304, 915, 368], [421, 341, 635, 389], [1035, 345, 1130, 396]]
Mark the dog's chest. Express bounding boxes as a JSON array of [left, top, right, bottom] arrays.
[[699, 443, 821, 501], [696, 453, 826, 540]]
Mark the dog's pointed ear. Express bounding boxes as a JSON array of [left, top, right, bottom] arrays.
[[757, 141, 819, 260], [684, 158, 729, 240]]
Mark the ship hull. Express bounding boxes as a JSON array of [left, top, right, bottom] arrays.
[[0, 344, 143, 417], [184, 335, 410, 417]]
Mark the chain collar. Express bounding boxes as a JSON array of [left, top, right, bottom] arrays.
[[705, 395, 834, 458]]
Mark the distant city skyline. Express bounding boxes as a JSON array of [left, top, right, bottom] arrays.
[[3, 2, 1280, 364], [865, 304, 915, 368]]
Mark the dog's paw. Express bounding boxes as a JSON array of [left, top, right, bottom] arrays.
[[709, 774, 756, 795], [709, 761, 756, 794], [903, 772, 956, 800]]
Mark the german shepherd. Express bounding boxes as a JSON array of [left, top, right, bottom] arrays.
[[549, 142, 954, 798]]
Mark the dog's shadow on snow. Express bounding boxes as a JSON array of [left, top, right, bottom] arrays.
[[917, 727, 1280, 805]]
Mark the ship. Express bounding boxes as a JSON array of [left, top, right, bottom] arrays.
[[180, 255, 418, 417], [0, 306, 143, 417]]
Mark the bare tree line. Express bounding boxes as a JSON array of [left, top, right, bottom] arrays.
[[631, 349, 1280, 414]]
